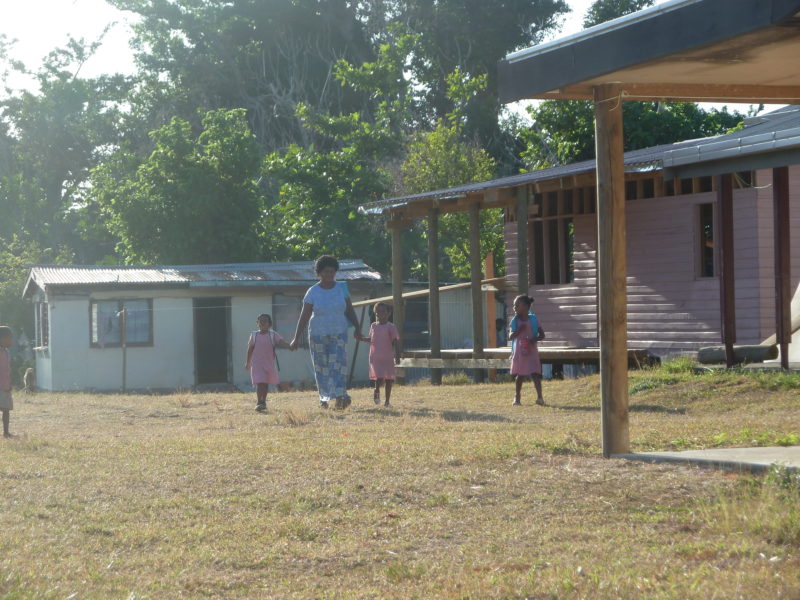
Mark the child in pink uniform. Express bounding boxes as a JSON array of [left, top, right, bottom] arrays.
[[509, 295, 546, 406], [358, 302, 399, 407], [0, 326, 14, 438], [245, 314, 292, 411]]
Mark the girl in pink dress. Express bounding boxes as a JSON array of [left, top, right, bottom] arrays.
[[509, 295, 546, 406], [358, 302, 400, 407], [245, 314, 292, 411]]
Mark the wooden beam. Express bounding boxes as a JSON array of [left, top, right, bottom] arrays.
[[772, 166, 791, 371], [428, 207, 442, 385], [390, 221, 405, 364], [516, 186, 529, 293], [532, 83, 800, 104], [594, 83, 629, 457], [469, 202, 485, 383], [717, 173, 736, 368]]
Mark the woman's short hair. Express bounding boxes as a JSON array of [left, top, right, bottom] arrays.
[[314, 255, 339, 274], [0, 325, 12, 340]]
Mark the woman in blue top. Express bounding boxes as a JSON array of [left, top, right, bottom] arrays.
[[290, 256, 363, 409]]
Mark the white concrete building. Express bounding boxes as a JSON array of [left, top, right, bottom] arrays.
[[22, 261, 383, 392]]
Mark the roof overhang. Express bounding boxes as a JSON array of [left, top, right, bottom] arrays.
[[499, 0, 800, 104], [663, 117, 800, 178]]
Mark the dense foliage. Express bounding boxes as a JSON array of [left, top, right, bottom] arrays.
[[0, 0, 750, 341]]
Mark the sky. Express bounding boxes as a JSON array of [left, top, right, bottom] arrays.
[[0, 0, 768, 115]]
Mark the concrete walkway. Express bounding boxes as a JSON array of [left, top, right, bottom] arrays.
[[615, 446, 800, 473]]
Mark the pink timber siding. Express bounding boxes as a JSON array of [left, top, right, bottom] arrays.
[[503, 166, 800, 358]]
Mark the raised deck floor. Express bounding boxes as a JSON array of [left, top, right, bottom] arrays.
[[398, 347, 654, 369]]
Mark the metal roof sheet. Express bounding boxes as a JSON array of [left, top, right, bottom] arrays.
[[24, 260, 382, 297], [359, 105, 800, 216]]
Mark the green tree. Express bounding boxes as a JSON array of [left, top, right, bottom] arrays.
[[91, 109, 263, 264], [109, 0, 375, 153], [520, 0, 745, 170], [521, 98, 745, 170], [401, 70, 499, 279], [583, 0, 655, 28], [0, 235, 72, 343], [395, 0, 569, 163], [0, 39, 130, 259], [261, 37, 419, 268]]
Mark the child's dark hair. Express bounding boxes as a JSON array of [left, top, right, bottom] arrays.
[[314, 255, 339, 274], [513, 294, 533, 307], [256, 313, 272, 324], [0, 325, 12, 340], [373, 301, 392, 318]]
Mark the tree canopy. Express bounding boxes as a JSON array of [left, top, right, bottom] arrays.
[[0, 0, 753, 341]]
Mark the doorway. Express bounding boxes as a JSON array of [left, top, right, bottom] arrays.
[[193, 297, 231, 384]]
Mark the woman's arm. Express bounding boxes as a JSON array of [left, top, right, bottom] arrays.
[[290, 302, 313, 350], [392, 337, 400, 364], [275, 337, 293, 350], [344, 297, 363, 340], [245, 343, 254, 369], [536, 326, 546, 342]]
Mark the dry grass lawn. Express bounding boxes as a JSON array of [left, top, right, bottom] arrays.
[[1, 364, 799, 599]]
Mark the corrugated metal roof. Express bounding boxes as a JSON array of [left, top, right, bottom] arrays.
[[24, 260, 382, 297], [359, 105, 800, 216]]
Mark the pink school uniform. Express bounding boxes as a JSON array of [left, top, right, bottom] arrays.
[[509, 313, 541, 377], [247, 330, 282, 386], [368, 321, 400, 380]]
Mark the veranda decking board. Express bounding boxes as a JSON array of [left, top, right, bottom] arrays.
[[399, 347, 653, 369]]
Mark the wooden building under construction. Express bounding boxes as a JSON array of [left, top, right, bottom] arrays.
[[361, 0, 800, 455]]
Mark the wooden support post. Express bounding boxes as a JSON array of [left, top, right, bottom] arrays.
[[516, 186, 529, 293], [120, 307, 127, 392], [594, 83, 629, 457], [717, 173, 736, 368], [485, 252, 498, 382], [428, 208, 442, 385], [773, 166, 791, 370], [390, 220, 405, 381], [527, 219, 535, 287], [469, 202, 485, 383]]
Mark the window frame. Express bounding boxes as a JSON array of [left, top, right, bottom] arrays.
[[89, 298, 154, 348], [696, 201, 717, 279], [35, 301, 50, 349]]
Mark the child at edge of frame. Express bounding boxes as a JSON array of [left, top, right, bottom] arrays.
[[357, 302, 400, 407], [0, 326, 15, 438], [245, 313, 294, 412], [508, 295, 546, 407]]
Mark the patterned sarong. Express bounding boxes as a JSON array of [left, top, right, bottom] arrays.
[[309, 333, 348, 402]]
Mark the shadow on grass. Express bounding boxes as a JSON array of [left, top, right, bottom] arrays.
[[552, 404, 686, 415], [358, 407, 514, 423], [440, 411, 514, 423], [629, 404, 686, 414]]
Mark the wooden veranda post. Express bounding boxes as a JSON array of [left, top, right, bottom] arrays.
[[428, 207, 442, 385], [390, 220, 405, 378], [516, 186, 529, 293], [485, 252, 498, 382], [594, 83, 629, 457], [469, 202, 485, 383], [773, 166, 791, 370], [717, 173, 736, 368]]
